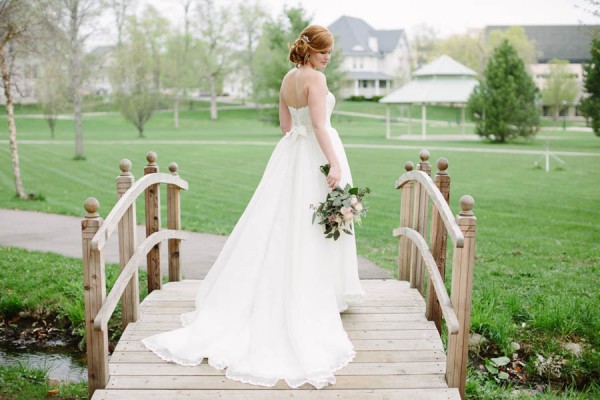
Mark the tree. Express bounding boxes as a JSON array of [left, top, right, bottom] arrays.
[[50, 0, 102, 159], [541, 59, 579, 120], [0, 0, 48, 199], [411, 24, 439, 68], [486, 26, 540, 66], [436, 29, 486, 74], [35, 61, 69, 137], [194, 0, 239, 120], [580, 38, 600, 136], [237, 0, 267, 104], [468, 40, 540, 143], [110, 15, 159, 137], [109, 0, 135, 47]]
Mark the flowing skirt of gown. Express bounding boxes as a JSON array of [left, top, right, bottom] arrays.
[[143, 93, 366, 389]]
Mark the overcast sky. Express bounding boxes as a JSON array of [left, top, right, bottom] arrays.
[[142, 0, 598, 37]]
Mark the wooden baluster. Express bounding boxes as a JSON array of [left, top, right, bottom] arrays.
[[167, 162, 182, 282], [411, 149, 431, 294], [81, 198, 109, 396], [426, 157, 451, 333], [144, 151, 162, 293], [398, 161, 414, 281], [116, 159, 139, 327], [446, 195, 477, 399]]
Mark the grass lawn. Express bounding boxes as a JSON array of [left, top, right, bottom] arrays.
[[1, 103, 599, 398]]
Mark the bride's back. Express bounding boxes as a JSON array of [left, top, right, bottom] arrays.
[[280, 67, 322, 110]]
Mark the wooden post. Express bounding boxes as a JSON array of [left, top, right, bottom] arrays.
[[167, 162, 182, 282], [116, 159, 139, 327], [385, 104, 391, 139], [410, 149, 431, 294], [398, 161, 414, 281], [144, 151, 162, 293], [421, 104, 427, 140], [81, 198, 109, 397], [446, 195, 477, 399], [426, 157, 451, 333]]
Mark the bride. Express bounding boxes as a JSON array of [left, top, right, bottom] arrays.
[[143, 25, 365, 389]]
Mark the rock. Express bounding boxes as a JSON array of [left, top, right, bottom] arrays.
[[47, 378, 61, 387], [468, 333, 487, 351], [511, 342, 521, 352], [562, 342, 582, 357]]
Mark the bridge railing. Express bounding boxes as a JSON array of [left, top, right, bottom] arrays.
[[394, 149, 477, 399], [80, 152, 188, 397]]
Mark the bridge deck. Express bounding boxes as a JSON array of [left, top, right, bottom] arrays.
[[91, 279, 461, 400]]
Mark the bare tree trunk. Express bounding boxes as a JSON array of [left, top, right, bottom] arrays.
[[174, 96, 179, 129], [0, 49, 26, 199], [69, 6, 84, 158], [209, 75, 217, 120]]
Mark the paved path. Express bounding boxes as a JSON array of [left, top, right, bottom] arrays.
[[0, 209, 390, 279], [5, 139, 599, 157]]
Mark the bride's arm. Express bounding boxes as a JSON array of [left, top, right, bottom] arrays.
[[308, 72, 341, 189]]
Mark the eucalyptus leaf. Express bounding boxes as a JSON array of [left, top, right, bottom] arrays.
[[491, 356, 511, 367]]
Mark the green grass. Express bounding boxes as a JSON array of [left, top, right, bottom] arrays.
[[0, 362, 87, 399], [1, 103, 599, 397]]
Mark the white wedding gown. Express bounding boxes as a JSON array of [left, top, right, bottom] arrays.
[[143, 91, 365, 389]]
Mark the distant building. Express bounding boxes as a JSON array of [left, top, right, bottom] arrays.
[[485, 25, 599, 116], [328, 16, 411, 99]]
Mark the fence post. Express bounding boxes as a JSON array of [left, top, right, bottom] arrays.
[[144, 151, 162, 293], [411, 149, 431, 294], [81, 198, 109, 397], [167, 162, 182, 282], [426, 157, 451, 333], [398, 161, 414, 281], [116, 159, 139, 327], [446, 195, 477, 399]]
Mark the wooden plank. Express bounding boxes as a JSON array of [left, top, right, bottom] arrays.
[[137, 306, 425, 315], [105, 374, 449, 390], [114, 339, 442, 353], [137, 313, 429, 323], [109, 362, 445, 377], [110, 349, 447, 364], [92, 388, 462, 400], [121, 329, 439, 341], [125, 320, 438, 332], [140, 298, 426, 307]]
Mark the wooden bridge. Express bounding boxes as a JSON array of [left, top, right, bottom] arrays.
[[81, 150, 476, 400]]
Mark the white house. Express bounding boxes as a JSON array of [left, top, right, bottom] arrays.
[[328, 16, 411, 99]]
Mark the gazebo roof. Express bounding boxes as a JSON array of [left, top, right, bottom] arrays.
[[380, 55, 478, 104], [413, 55, 477, 77]]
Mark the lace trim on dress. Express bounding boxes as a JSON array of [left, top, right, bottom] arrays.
[[141, 338, 356, 389]]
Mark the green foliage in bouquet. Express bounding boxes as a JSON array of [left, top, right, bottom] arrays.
[[311, 164, 371, 240]]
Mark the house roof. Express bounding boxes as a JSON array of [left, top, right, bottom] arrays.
[[484, 25, 599, 63], [329, 16, 406, 55], [380, 56, 478, 104], [413, 55, 477, 77]]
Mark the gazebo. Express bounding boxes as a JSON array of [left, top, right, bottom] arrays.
[[380, 55, 478, 139]]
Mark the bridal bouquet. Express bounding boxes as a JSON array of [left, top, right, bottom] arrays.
[[311, 164, 371, 240]]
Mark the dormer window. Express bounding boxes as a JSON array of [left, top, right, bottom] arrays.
[[368, 37, 378, 52]]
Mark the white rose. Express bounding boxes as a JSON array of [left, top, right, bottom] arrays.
[[354, 202, 364, 212], [350, 195, 358, 205]]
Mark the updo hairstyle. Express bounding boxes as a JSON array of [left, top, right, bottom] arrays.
[[288, 25, 334, 66]]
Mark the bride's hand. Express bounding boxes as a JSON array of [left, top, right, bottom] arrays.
[[326, 164, 341, 189]]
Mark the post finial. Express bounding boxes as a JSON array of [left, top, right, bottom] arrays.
[[119, 159, 132, 175], [146, 151, 157, 165], [168, 162, 179, 174], [84, 197, 100, 217], [436, 157, 449, 175], [459, 195, 475, 216], [405, 161, 414, 172], [419, 149, 430, 162]]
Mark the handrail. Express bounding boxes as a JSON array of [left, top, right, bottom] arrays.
[[396, 170, 464, 248], [91, 173, 188, 252], [393, 226, 460, 334], [93, 229, 189, 331]]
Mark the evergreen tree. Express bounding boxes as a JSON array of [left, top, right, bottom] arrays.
[[579, 38, 600, 137], [467, 40, 540, 143]]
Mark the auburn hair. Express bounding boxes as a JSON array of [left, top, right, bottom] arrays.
[[288, 25, 334, 65]]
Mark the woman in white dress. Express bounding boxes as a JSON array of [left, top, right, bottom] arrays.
[[143, 25, 365, 389]]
